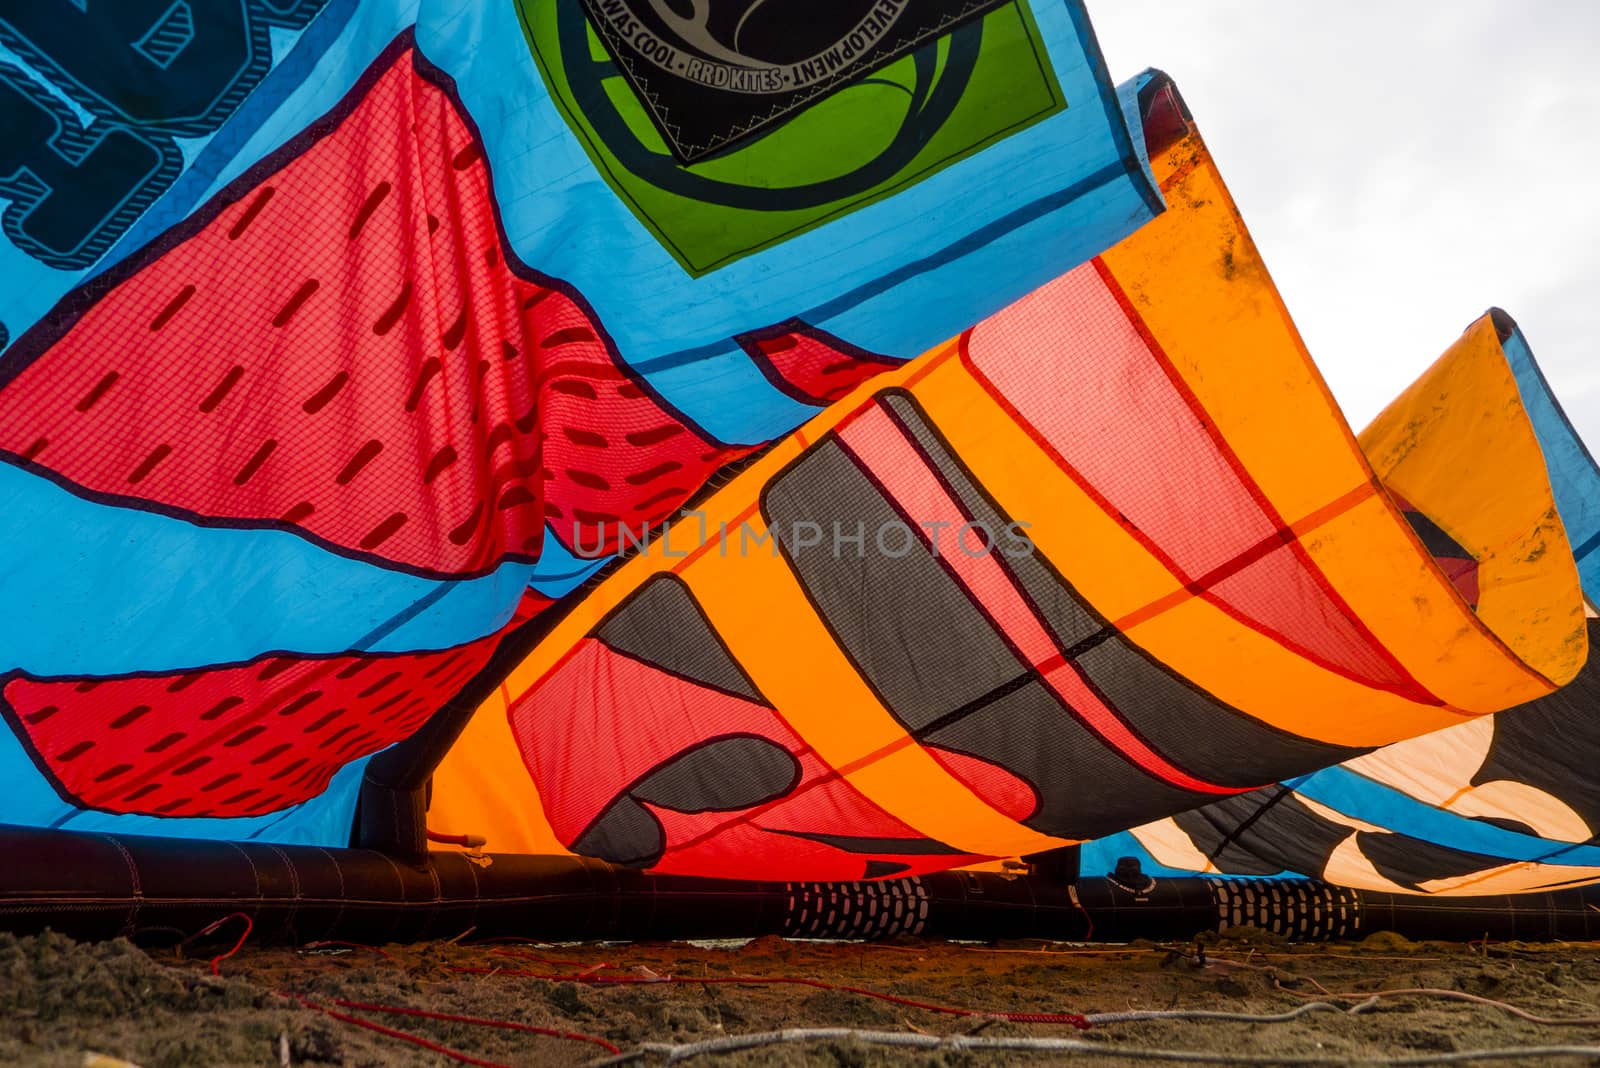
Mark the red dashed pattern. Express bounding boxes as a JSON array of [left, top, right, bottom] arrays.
[[536, 323, 748, 557], [0, 45, 745, 574], [738, 321, 898, 407], [2, 592, 550, 819]]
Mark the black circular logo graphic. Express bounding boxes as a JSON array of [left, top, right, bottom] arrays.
[[560, 0, 986, 207], [593, 1, 914, 94]]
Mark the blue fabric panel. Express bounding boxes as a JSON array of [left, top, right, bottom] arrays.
[[1504, 324, 1600, 600], [0, 2, 1157, 844]]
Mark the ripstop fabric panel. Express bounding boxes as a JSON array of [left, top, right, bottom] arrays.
[[1084, 631, 1600, 896], [0, 2, 1162, 843], [4, 2, 1592, 876], [1084, 327, 1600, 897], [426, 112, 1586, 878], [1358, 317, 1585, 678]]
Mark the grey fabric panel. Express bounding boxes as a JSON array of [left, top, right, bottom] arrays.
[[597, 574, 763, 704], [1403, 509, 1474, 562], [571, 797, 664, 868], [1171, 790, 1352, 878], [763, 438, 1023, 732], [631, 735, 799, 814], [1075, 638, 1368, 789], [894, 388, 1365, 794], [1469, 815, 1541, 838], [863, 860, 912, 879], [1356, 832, 1505, 892], [763, 394, 1362, 841], [572, 736, 800, 868], [924, 678, 1207, 840], [879, 391, 1106, 652], [1475, 621, 1600, 833], [1169, 791, 1510, 890], [765, 829, 967, 855]]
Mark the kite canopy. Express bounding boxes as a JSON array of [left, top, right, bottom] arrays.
[[0, 2, 1594, 903], [424, 96, 1589, 880], [1083, 323, 1600, 895], [0, 0, 1159, 843]]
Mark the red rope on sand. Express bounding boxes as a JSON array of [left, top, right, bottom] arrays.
[[182, 923, 619, 1064], [450, 967, 1091, 1029], [328, 998, 621, 1055], [190, 912, 253, 977], [293, 997, 515, 1068]]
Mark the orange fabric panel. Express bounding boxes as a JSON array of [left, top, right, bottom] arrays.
[[1098, 133, 1579, 715], [426, 686, 570, 857], [1359, 316, 1586, 686], [428, 114, 1585, 877], [683, 516, 1068, 859]]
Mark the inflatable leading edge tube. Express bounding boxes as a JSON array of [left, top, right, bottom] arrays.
[[5, 823, 1600, 946]]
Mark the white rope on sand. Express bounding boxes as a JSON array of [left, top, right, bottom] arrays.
[[587, 1000, 1370, 1064], [590, 1029, 1600, 1066], [1084, 1000, 1365, 1024]]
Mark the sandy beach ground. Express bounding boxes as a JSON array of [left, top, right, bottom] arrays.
[[7, 927, 1600, 1066]]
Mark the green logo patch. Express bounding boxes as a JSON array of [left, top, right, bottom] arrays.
[[517, 0, 1064, 276]]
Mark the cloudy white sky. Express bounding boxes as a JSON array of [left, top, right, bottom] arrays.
[[1091, 1, 1600, 450]]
